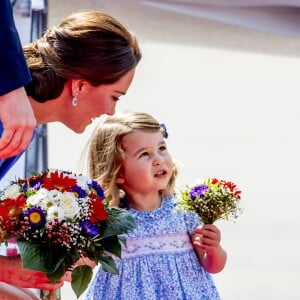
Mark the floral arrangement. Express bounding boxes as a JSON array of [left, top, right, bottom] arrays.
[[177, 178, 242, 224], [0, 169, 136, 298]]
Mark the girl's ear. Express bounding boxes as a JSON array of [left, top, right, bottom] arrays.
[[116, 174, 125, 184], [116, 167, 125, 184]]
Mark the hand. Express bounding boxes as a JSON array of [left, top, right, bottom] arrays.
[[0, 255, 63, 290], [63, 256, 96, 282], [192, 224, 227, 273], [0, 283, 40, 300], [192, 224, 221, 255], [0, 87, 36, 159]]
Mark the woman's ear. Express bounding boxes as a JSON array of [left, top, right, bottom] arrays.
[[71, 79, 85, 96]]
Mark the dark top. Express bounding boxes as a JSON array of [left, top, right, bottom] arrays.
[[0, 0, 31, 95]]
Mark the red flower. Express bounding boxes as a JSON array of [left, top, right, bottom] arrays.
[[89, 198, 108, 223], [0, 195, 26, 219], [211, 178, 219, 185], [42, 171, 77, 191], [222, 180, 242, 199]]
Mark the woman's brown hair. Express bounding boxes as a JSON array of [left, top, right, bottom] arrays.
[[24, 10, 141, 102]]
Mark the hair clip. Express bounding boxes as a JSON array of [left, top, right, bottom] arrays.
[[160, 123, 168, 139]]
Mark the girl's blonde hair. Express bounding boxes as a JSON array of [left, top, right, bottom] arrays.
[[87, 111, 177, 206]]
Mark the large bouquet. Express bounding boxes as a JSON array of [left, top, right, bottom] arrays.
[[0, 169, 136, 298], [177, 178, 242, 224]]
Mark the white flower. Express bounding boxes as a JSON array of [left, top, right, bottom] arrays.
[[75, 175, 90, 190], [2, 184, 21, 199], [47, 205, 64, 221], [47, 190, 63, 204], [60, 192, 80, 219], [27, 193, 41, 206], [27, 188, 49, 207]]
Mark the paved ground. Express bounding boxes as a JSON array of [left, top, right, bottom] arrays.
[[12, 1, 300, 299]]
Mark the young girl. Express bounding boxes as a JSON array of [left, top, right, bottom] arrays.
[[85, 111, 227, 300]]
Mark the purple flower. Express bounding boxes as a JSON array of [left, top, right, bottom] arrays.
[[80, 220, 100, 237], [89, 181, 105, 198], [71, 185, 86, 198], [22, 179, 42, 191], [189, 185, 209, 199], [24, 207, 46, 228]]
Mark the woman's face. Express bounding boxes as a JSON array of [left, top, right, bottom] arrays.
[[65, 68, 136, 133]]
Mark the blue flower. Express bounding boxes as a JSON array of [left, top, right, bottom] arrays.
[[24, 207, 46, 228], [189, 185, 209, 199], [89, 181, 105, 198], [22, 179, 42, 191], [80, 220, 100, 237], [71, 185, 86, 198]]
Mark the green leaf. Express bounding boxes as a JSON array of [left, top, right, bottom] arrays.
[[103, 207, 136, 238], [18, 240, 65, 273], [71, 265, 93, 299], [102, 235, 121, 258], [99, 254, 119, 275]]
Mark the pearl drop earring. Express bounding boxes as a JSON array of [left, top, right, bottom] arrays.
[[72, 92, 79, 106]]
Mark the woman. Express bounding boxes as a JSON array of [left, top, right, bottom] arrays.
[[0, 9, 141, 299], [0, 0, 36, 159]]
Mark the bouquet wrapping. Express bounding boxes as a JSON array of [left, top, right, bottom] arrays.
[[177, 177, 242, 224], [0, 169, 136, 298]]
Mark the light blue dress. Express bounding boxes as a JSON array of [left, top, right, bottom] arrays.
[[86, 196, 221, 300]]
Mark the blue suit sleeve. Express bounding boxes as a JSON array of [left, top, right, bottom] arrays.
[[0, 0, 31, 95]]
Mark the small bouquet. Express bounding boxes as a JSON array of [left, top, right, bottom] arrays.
[[0, 169, 136, 299], [177, 178, 242, 224]]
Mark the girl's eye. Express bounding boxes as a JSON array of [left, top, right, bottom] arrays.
[[139, 152, 149, 158], [112, 96, 120, 101], [159, 145, 167, 152]]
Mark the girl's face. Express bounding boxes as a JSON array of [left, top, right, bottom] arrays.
[[118, 129, 174, 197], [64, 68, 136, 133]]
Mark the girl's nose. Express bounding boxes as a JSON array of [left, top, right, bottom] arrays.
[[153, 154, 163, 166]]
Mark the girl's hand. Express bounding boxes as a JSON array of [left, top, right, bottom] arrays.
[[192, 224, 221, 255], [192, 224, 227, 273]]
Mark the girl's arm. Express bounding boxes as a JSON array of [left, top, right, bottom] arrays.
[[192, 224, 227, 273]]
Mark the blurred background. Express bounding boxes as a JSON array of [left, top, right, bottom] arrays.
[[5, 0, 300, 299]]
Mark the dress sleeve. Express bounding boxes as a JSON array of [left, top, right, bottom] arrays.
[[0, 0, 31, 95], [184, 211, 203, 235]]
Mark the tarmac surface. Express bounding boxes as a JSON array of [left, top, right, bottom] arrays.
[[12, 1, 300, 299]]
